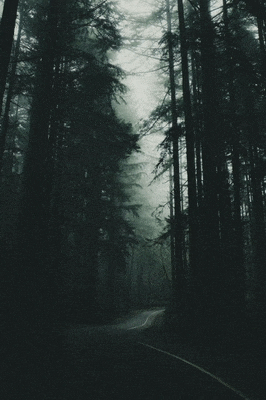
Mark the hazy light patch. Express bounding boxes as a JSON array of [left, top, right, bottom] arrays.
[[119, 0, 154, 15], [114, 309, 165, 330], [115, 0, 162, 120], [115, 0, 170, 227]]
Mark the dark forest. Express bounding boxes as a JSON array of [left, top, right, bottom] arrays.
[[1, 0, 266, 399]]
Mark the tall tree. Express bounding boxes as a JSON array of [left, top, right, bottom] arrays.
[[198, 0, 222, 330], [4, 0, 140, 397], [176, 0, 198, 300], [0, 0, 19, 119], [17, 0, 62, 329], [221, 0, 246, 322], [0, 5, 23, 173], [166, 0, 184, 308]]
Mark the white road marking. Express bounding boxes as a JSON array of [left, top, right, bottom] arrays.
[[139, 342, 250, 400], [127, 310, 164, 330]]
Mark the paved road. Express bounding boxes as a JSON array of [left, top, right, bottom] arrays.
[[62, 310, 249, 400]]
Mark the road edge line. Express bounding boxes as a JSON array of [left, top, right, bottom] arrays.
[[127, 310, 164, 330], [138, 342, 251, 400]]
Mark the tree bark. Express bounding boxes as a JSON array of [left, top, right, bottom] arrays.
[[199, 0, 221, 330], [177, 0, 198, 294], [0, 0, 19, 118], [16, 0, 60, 333], [191, 48, 203, 206], [223, 0, 246, 319], [0, 5, 23, 174], [249, 144, 266, 319], [13, 3, 63, 398], [166, 0, 184, 308]]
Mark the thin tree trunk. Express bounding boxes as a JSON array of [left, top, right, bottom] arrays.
[[223, 0, 246, 320], [249, 144, 266, 319], [12, 3, 62, 395], [257, 16, 265, 54], [169, 151, 175, 277], [191, 48, 203, 206], [0, 0, 19, 118], [16, 0, 60, 334], [166, 0, 184, 309], [177, 0, 198, 298], [0, 5, 23, 174], [199, 0, 221, 330]]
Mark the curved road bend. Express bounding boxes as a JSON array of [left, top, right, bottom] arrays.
[[62, 309, 250, 400]]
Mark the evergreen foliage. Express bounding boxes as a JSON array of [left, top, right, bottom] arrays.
[[137, 0, 266, 339], [0, 0, 139, 333]]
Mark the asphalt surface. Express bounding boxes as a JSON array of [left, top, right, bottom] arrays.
[[61, 309, 249, 400]]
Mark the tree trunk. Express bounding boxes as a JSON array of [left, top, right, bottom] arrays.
[[257, 15, 265, 54], [21, 0, 58, 289], [0, 0, 19, 118], [249, 144, 266, 320], [12, 3, 64, 398], [223, 0, 246, 322], [191, 48, 203, 206], [166, 0, 184, 309], [198, 0, 221, 331], [169, 153, 175, 278], [177, 0, 198, 304], [13, 4, 62, 364], [0, 5, 23, 174]]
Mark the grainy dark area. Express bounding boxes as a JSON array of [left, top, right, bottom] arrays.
[[1, 2, 266, 399], [60, 311, 259, 400]]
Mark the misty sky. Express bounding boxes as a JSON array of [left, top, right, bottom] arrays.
[[116, 0, 161, 120], [115, 0, 170, 236]]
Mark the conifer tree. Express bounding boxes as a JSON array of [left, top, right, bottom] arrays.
[[176, 0, 198, 308], [165, 0, 184, 308]]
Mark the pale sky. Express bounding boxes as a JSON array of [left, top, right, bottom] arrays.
[[119, 0, 154, 15], [116, 0, 162, 120], [115, 0, 170, 227]]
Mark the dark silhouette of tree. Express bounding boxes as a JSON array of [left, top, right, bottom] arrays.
[[0, 4, 23, 174], [136, 0, 266, 342], [1, 1, 139, 397], [165, 0, 184, 308], [219, 0, 246, 326], [197, 0, 222, 332], [0, 0, 19, 119], [177, 0, 198, 312]]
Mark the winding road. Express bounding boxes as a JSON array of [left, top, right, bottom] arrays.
[[62, 309, 250, 399]]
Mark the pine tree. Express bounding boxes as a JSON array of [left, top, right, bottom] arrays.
[[176, 0, 198, 311], [4, 1, 140, 396], [197, 0, 222, 331], [165, 0, 184, 308]]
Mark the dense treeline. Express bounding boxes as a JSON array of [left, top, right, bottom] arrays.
[[0, 1, 139, 397], [139, 0, 266, 340]]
